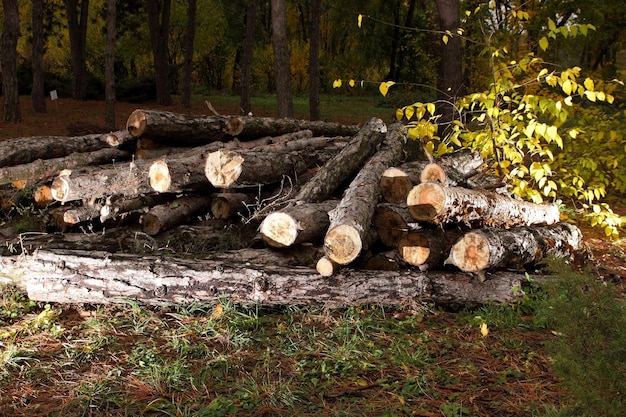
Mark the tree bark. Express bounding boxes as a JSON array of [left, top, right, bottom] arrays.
[[240, 0, 257, 115], [141, 194, 212, 235], [294, 118, 387, 203], [372, 203, 420, 247], [406, 182, 560, 227], [104, 0, 116, 129], [0, 148, 131, 187], [308, 0, 321, 120], [0, 248, 547, 307], [271, 0, 293, 118], [324, 124, 407, 265], [211, 192, 257, 219], [398, 228, 463, 270], [260, 200, 337, 248], [147, 0, 173, 106], [233, 116, 359, 139], [180, 0, 197, 108], [65, 0, 89, 100], [447, 223, 583, 273], [1, 0, 21, 122], [31, 0, 46, 113], [126, 109, 242, 145]]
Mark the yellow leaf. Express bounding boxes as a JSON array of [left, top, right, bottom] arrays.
[[379, 81, 395, 97], [480, 322, 489, 337], [333, 79, 342, 88], [395, 108, 404, 121], [548, 18, 557, 32], [349, 79, 355, 87], [585, 91, 597, 102], [539, 37, 549, 51], [562, 79, 572, 95], [442, 35, 449, 45], [583, 78, 594, 91], [426, 103, 436, 116], [564, 96, 573, 106], [404, 106, 415, 120], [357, 14, 363, 28], [211, 304, 224, 320]]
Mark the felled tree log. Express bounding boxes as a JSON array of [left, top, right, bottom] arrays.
[[447, 223, 582, 273], [294, 117, 388, 203], [0, 248, 548, 307], [372, 203, 420, 247], [398, 228, 464, 270], [126, 109, 244, 145], [407, 182, 560, 227], [234, 116, 359, 139], [324, 123, 407, 265], [0, 132, 128, 168], [259, 200, 337, 248], [141, 194, 212, 235], [211, 192, 257, 219], [0, 148, 132, 187], [50, 160, 154, 203]]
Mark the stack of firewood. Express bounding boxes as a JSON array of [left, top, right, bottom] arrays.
[[0, 109, 582, 307]]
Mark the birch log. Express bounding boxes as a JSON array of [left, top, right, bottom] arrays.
[[406, 182, 560, 227]]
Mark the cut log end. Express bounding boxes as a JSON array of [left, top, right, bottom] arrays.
[[148, 160, 172, 193], [407, 182, 446, 221], [225, 117, 244, 136], [51, 176, 71, 203], [448, 232, 490, 272], [205, 150, 244, 188], [34, 185, 53, 207], [260, 212, 299, 248], [380, 167, 413, 204], [420, 163, 447, 184], [316, 256, 338, 277], [126, 110, 148, 137], [398, 233, 431, 266], [324, 224, 363, 265], [141, 213, 162, 236]]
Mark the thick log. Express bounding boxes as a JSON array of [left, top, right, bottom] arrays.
[[126, 109, 243, 145], [235, 116, 359, 139], [447, 223, 582, 273], [372, 203, 420, 247], [407, 182, 560, 227], [50, 160, 153, 203], [324, 123, 407, 265], [211, 192, 257, 219], [294, 117, 388, 203], [141, 195, 212, 235], [0, 248, 548, 307], [398, 228, 464, 270], [379, 167, 414, 205], [0, 148, 132, 187], [0, 132, 128, 168], [259, 200, 337, 248]]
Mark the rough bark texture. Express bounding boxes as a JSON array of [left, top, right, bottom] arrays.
[[407, 182, 560, 227], [0, 249, 545, 307], [141, 195, 212, 235], [234, 116, 359, 139], [210, 192, 257, 219], [104, 0, 116, 129], [0, 148, 131, 187], [324, 124, 407, 264], [126, 109, 242, 145], [448, 223, 582, 273], [398, 228, 463, 270], [260, 200, 337, 248], [31, 0, 46, 113], [294, 118, 387, 203], [1, 0, 21, 122], [146, 0, 172, 105], [148, 146, 217, 193], [271, 0, 294, 118]]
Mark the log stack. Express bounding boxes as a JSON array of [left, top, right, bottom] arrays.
[[0, 109, 582, 307]]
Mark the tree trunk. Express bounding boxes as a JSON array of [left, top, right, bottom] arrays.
[[65, 0, 89, 100], [234, 116, 358, 139], [1, 0, 21, 122], [324, 124, 407, 265], [0, 148, 131, 187], [240, 0, 257, 115], [294, 118, 387, 203], [0, 248, 548, 307], [147, 0, 173, 106], [406, 182, 560, 227], [126, 109, 242, 145], [141, 194, 212, 235], [270, 0, 293, 118], [104, 0, 116, 129], [308, 0, 321, 120], [31, 0, 46, 113], [447, 223, 583, 273], [260, 200, 337, 248], [180, 0, 197, 108]]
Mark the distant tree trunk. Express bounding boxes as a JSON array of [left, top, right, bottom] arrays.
[[1, 0, 21, 123], [240, 0, 258, 115], [434, 0, 463, 132], [271, 0, 293, 118], [65, 0, 89, 100], [104, 0, 116, 129], [147, 0, 173, 106], [31, 0, 47, 113], [308, 0, 321, 120], [180, 0, 197, 108]]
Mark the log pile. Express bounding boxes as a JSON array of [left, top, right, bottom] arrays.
[[0, 109, 582, 307]]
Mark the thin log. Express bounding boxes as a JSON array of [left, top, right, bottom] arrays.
[[406, 182, 561, 227], [141, 194, 212, 235], [259, 200, 337, 248], [316, 255, 339, 277], [0, 132, 128, 168], [33, 185, 53, 207], [372, 203, 420, 247], [420, 163, 447, 184], [0, 248, 549, 307], [324, 123, 407, 265], [211, 192, 257, 219], [447, 223, 582, 273], [126, 109, 243, 145], [294, 117, 388, 203], [0, 148, 132, 187], [234, 116, 359, 139], [398, 228, 463, 270], [101, 130, 135, 148], [50, 160, 154, 203]]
